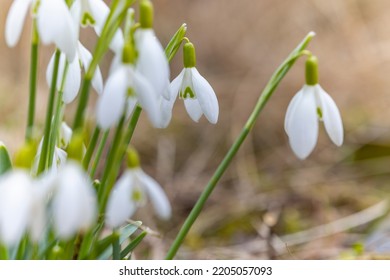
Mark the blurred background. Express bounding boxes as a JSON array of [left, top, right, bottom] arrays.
[[2, 0, 390, 259]]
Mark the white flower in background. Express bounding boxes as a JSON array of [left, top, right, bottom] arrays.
[[71, 0, 123, 53], [46, 42, 103, 104], [162, 42, 219, 127], [96, 64, 160, 129], [135, 0, 170, 99], [52, 162, 97, 239], [0, 170, 33, 246], [105, 149, 171, 228], [5, 0, 77, 61], [284, 56, 343, 159], [60, 122, 72, 149]]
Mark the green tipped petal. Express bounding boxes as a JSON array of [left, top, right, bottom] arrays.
[[0, 142, 12, 175], [305, 55, 319, 86]]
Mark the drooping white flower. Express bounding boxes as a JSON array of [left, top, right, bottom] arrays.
[[32, 137, 68, 175], [162, 42, 219, 127], [46, 42, 103, 104], [0, 170, 33, 246], [284, 56, 343, 159], [5, 0, 77, 61], [135, 29, 170, 99], [105, 168, 171, 228], [71, 0, 124, 53], [96, 64, 160, 129], [52, 161, 97, 239]]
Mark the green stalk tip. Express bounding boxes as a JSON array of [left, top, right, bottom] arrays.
[[305, 55, 319, 86], [140, 0, 153, 28], [183, 42, 196, 68]]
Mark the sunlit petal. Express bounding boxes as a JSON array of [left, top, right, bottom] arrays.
[[5, 0, 33, 47], [316, 85, 344, 146], [191, 68, 219, 124], [184, 98, 203, 122], [287, 87, 318, 159]]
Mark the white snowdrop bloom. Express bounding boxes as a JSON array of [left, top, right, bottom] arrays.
[[135, 29, 170, 99], [134, 0, 170, 99], [28, 170, 56, 242], [96, 64, 160, 129], [5, 0, 77, 61], [106, 168, 171, 228], [60, 122, 72, 149], [163, 42, 219, 126], [284, 56, 343, 159], [71, 0, 124, 53], [52, 161, 97, 239], [32, 138, 68, 175], [0, 170, 33, 246], [46, 42, 103, 104]]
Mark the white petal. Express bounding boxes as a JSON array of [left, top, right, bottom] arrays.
[[105, 171, 136, 228], [78, 42, 103, 94], [60, 122, 73, 148], [96, 67, 127, 130], [191, 68, 219, 124], [133, 70, 161, 127], [53, 162, 96, 239], [316, 85, 344, 146], [158, 97, 174, 128], [5, 0, 32, 47], [284, 87, 305, 134], [46, 52, 68, 92], [169, 69, 185, 101], [62, 55, 81, 104], [138, 170, 171, 220], [287, 86, 319, 159], [135, 29, 170, 98], [184, 98, 203, 122], [89, 0, 124, 53], [37, 0, 77, 61], [0, 171, 32, 246]]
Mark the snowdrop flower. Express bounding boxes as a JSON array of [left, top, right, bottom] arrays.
[[71, 0, 123, 53], [162, 42, 219, 127], [96, 54, 160, 129], [105, 148, 171, 228], [0, 170, 33, 246], [135, 0, 170, 99], [46, 43, 103, 104], [284, 56, 343, 159], [52, 161, 97, 239], [5, 0, 77, 61]]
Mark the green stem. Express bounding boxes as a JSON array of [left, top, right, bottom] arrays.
[[112, 232, 121, 260], [165, 31, 316, 260], [98, 107, 142, 214], [26, 23, 39, 141], [83, 126, 101, 171], [72, 78, 92, 132], [0, 244, 8, 260], [90, 130, 109, 178], [98, 116, 126, 210], [37, 50, 61, 174]]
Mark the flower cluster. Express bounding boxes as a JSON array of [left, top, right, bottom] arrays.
[[0, 0, 220, 256]]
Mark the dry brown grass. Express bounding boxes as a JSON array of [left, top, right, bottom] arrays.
[[2, 0, 390, 259]]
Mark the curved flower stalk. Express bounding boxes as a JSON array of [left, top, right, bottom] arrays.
[[162, 42, 219, 127], [284, 56, 343, 159], [5, 0, 77, 61], [51, 161, 97, 239], [46, 43, 103, 104], [105, 149, 171, 228]]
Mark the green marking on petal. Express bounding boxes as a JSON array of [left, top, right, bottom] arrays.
[[127, 88, 135, 98], [81, 13, 96, 27], [181, 87, 195, 99], [132, 189, 143, 202], [317, 107, 323, 120], [32, 0, 41, 16]]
